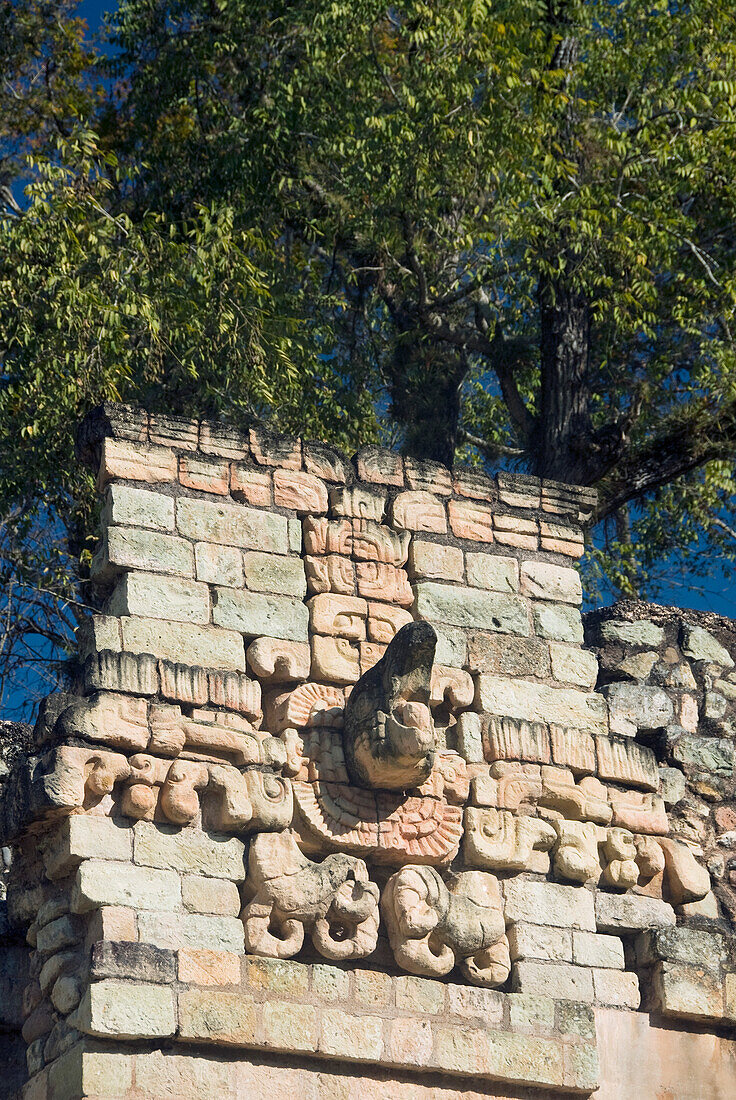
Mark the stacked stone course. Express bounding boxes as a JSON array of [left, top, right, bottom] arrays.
[[0, 404, 734, 1098]]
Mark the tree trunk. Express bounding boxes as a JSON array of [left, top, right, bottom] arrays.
[[385, 338, 465, 469], [536, 275, 593, 484]]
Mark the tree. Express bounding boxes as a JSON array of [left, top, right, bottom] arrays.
[[107, 0, 736, 594]]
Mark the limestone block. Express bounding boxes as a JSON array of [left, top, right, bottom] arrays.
[[448, 499, 494, 542], [247, 638, 311, 681], [434, 625, 467, 668], [366, 602, 413, 643], [594, 892, 675, 933], [598, 618, 664, 646], [360, 640, 386, 673], [506, 924, 572, 963], [532, 602, 583, 643], [540, 519, 584, 555], [71, 860, 181, 913], [158, 661, 209, 705], [635, 927, 725, 970], [483, 715, 551, 763], [85, 907, 137, 945], [602, 682, 673, 732], [178, 988, 257, 1045], [494, 513, 539, 549], [194, 542, 244, 588], [146, 410, 197, 448], [98, 437, 177, 488], [242, 551, 306, 597], [58, 691, 150, 751], [303, 517, 352, 556], [465, 553, 519, 592], [652, 962, 725, 1021], [503, 880, 596, 931], [593, 969, 640, 1008], [549, 725, 596, 774], [453, 467, 494, 500], [307, 593, 368, 639], [572, 931, 625, 969], [311, 635, 361, 683], [179, 455, 229, 495], [672, 733, 734, 775], [177, 497, 288, 552], [512, 960, 594, 1002], [608, 789, 668, 834], [351, 520, 410, 565], [407, 541, 464, 582], [617, 650, 659, 681], [356, 561, 414, 606], [498, 472, 540, 509], [414, 582, 528, 634], [77, 614, 122, 660], [681, 623, 734, 667], [182, 875, 241, 916], [355, 445, 404, 486], [138, 912, 245, 953], [103, 484, 174, 531], [467, 633, 550, 678], [199, 422, 248, 460], [249, 427, 301, 468], [74, 979, 176, 1039], [464, 808, 555, 873], [121, 618, 245, 669], [328, 485, 386, 521], [107, 571, 210, 625], [430, 666, 474, 709], [507, 992, 556, 1032], [595, 735, 659, 791], [520, 561, 582, 604], [658, 837, 711, 905], [91, 941, 176, 984], [133, 821, 246, 879], [391, 491, 447, 533], [319, 1010, 384, 1061], [405, 457, 453, 495], [230, 463, 272, 506], [303, 441, 350, 483], [178, 949, 241, 986], [477, 675, 607, 732], [212, 588, 309, 641], [659, 766, 687, 808], [273, 468, 328, 513], [304, 554, 355, 595], [92, 526, 194, 580], [549, 643, 598, 687], [84, 650, 158, 696], [42, 816, 133, 880], [456, 712, 483, 764]]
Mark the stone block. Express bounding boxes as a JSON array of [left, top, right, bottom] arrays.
[[572, 931, 625, 969], [246, 637, 311, 681], [477, 675, 607, 732], [103, 484, 174, 531], [107, 571, 210, 625], [512, 960, 594, 1002], [432, 1028, 566, 1089], [549, 725, 597, 774], [446, 984, 505, 1024], [311, 635, 361, 683], [133, 822, 246, 879], [98, 437, 177, 488], [177, 497, 288, 552], [138, 911, 245, 953], [366, 602, 413, 643], [250, 427, 301, 468], [85, 906, 137, 945], [245, 956, 309, 996], [405, 457, 453, 495], [36, 915, 84, 956], [507, 923, 572, 962], [121, 617, 245, 670], [178, 988, 257, 1045], [195, 542, 244, 588], [72, 860, 181, 914], [182, 875, 241, 916], [149, 411, 198, 450], [230, 463, 272, 505], [387, 1017, 433, 1067], [407, 541, 464, 582], [74, 980, 175, 1039], [594, 892, 675, 933], [329, 485, 386, 521], [307, 593, 367, 638], [520, 561, 582, 604], [391, 491, 447, 533], [454, 467, 494, 500], [213, 588, 309, 641], [84, 650, 158, 696], [483, 714, 550, 762], [159, 660, 209, 705], [635, 927, 725, 970], [179, 455, 229, 495], [353, 969, 394, 1008], [549, 643, 598, 688], [598, 618, 665, 647], [77, 614, 122, 659], [602, 682, 674, 731], [43, 816, 132, 880], [92, 526, 194, 580], [263, 1001, 318, 1052], [532, 602, 583, 643], [178, 949, 241, 986], [273, 469, 328, 513], [681, 623, 734, 667], [311, 964, 351, 1002], [448, 499, 495, 542], [395, 974, 446, 1014], [652, 961, 724, 1020], [91, 941, 176, 984], [672, 734, 734, 776], [319, 1009, 384, 1060], [504, 880, 596, 931], [456, 712, 484, 763], [304, 441, 351, 483], [467, 632, 550, 678], [414, 582, 528, 634], [465, 552, 519, 592], [507, 993, 556, 1031], [595, 736, 660, 791], [355, 445, 404, 486], [242, 551, 306, 597]]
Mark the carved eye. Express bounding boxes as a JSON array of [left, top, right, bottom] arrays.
[[263, 776, 284, 800]]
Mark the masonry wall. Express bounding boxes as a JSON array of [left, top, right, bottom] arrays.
[[0, 404, 734, 1099]]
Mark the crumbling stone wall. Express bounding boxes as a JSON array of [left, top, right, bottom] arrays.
[[0, 404, 734, 1099]]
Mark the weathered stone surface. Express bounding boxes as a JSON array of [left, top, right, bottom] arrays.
[[311, 635, 361, 683], [572, 931, 625, 969], [512, 960, 594, 1002], [308, 593, 368, 638], [138, 912, 245, 953], [74, 980, 176, 1038], [243, 551, 306, 597], [91, 941, 176, 984], [548, 643, 598, 687], [121, 618, 245, 669], [599, 619, 665, 647], [179, 454, 229, 494], [391, 490, 447, 533], [602, 682, 673, 733], [465, 553, 519, 592], [681, 623, 734, 667], [477, 675, 607, 732], [506, 923, 572, 962], [549, 725, 597, 774], [84, 649, 158, 695], [178, 949, 241, 986], [212, 588, 309, 641], [107, 571, 210, 624], [194, 542, 244, 588], [355, 445, 404, 487], [595, 736, 659, 791], [520, 561, 582, 604], [133, 822, 246, 879], [448, 499, 495, 542], [532, 602, 584, 643], [247, 638, 311, 681], [103, 484, 174, 531], [456, 712, 483, 763], [467, 633, 550, 678], [503, 880, 596, 931], [594, 892, 675, 933], [230, 463, 272, 506], [182, 875, 241, 916], [71, 860, 181, 913], [273, 469, 328, 513], [177, 497, 288, 552], [592, 969, 640, 1008], [98, 437, 177, 487], [672, 734, 734, 775], [414, 582, 529, 634], [407, 540, 464, 582], [635, 927, 725, 970], [651, 962, 724, 1021], [43, 816, 133, 880], [93, 526, 194, 580]]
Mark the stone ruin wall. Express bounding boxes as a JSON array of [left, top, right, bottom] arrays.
[[0, 402, 734, 1099]]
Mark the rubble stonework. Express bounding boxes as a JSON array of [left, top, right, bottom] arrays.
[[0, 404, 734, 1098]]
